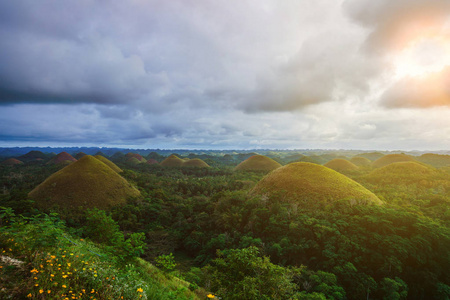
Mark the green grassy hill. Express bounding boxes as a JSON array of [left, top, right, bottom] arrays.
[[94, 155, 123, 173], [235, 155, 282, 172], [416, 153, 450, 168], [324, 158, 359, 172], [160, 155, 185, 167], [364, 161, 435, 185], [350, 156, 371, 167], [372, 154, 415, 168], [252, 162, 382, 206], [29, 155, 140, 210], [1, 158, 24, 166], [182, 158, 210, 168], [47, 152, 77, 165]]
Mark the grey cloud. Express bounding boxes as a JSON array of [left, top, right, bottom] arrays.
[[241, 30, 382, 112]]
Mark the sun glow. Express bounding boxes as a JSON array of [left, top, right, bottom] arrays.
[[393, 35, 450, 79]]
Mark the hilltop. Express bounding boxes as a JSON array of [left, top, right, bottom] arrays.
[[29, 155, 140, 210], [324, 158, 359, 173], [235, 155, 282, 172], [252, 162, 382, 206], [372, 154, 415, 168], [47, 152, 77, 165]]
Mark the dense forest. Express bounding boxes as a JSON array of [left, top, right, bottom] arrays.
[[0, 148, 449, 299]]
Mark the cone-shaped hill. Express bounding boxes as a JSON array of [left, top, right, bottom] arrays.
[[416, 153, 450, 168], [364, 162, 435, 185], [94, 155, 122, 173], [160, 155, 184, 167], [372, 154, 415, 168], [251, 162, 382, 206], [324, 159, 358, 172], [1, 158, 24, 166], [125, 152, 146, 163], [47, 152, 77, 165], [235, 155, 282, 172], [350, 156, 372, 167], [29, 155, 140, 210], [355, 152, 385, 161], [182, 158, 210, 168], [146, 159, 159, 165], [74, 152, 87, 160], [18, 150, 48, 162]]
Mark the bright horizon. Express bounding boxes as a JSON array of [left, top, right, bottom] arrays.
[[0, 0, 449, 150]]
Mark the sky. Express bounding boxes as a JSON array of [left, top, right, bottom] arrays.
[[0, 0, 449, 150]]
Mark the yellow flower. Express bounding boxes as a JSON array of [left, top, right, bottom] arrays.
[[67, 263, 71, 267], [30, 268, 39, 274], [137, 288, 143, 293], [207, 294, 215, 299], [39, 290, 44, 294], [62, 285, 67, 288], [47, 290, 51, 294], [35, 284, 39, 287], [26, 293, 32, 298], [63, 275, 68, 278], [91, 289, 95, 293]]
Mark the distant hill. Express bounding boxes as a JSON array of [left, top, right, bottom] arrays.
[[125, 152, 147, 163], [354, 152, 385, 161], [252, 162, 382, 206], [1, 158, 24, 166], [47, 152, 77, 165], [160, 155, 184, 167], [364, 162, 435, 185], [416, 153, 450, 168], [324, 159, 359, 173], [94, 155, 122, 173], [182, 158, 210, 168], [29, 155, 140, 210], [350, 156, 371, 167], [372, 154, 415, 168], [74, 152, 87, 160], [18, 150, 48, 162], [159, 155, 210, 168], [235, 155, 282, 172]]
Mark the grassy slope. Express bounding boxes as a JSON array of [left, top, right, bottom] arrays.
[[350, 156, 371, 167], [252, 162, 382, 205], [372, 154, 415, 168], [160, 155, 184, 167], [29, 155, 140, 210], [94, 155, 123, 173], [0, 214, 200, 300], [324, 158, 359, 172], [235, 155, 282, 172]]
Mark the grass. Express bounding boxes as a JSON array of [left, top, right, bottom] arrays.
[[324, 159, 359, 172], [416, 153, 450, 168], [47, 152, 77, 165], [0, 211, 200, 300], [234, 155, 282, 172], [160, 155, 185, 167], [28, 155, 140, 210], [372, 154, 415, 168], [1, 158, 24, 165], [251, 162, 382, 206], [93, 155, 122, 173], [125, 153, 147, 163], [181, 159, 210, 168], [363, 162, 435, 185], [350, 156, 371, 167]]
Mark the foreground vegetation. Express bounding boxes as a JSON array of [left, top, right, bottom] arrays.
[[1, 149, 449, 299]]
